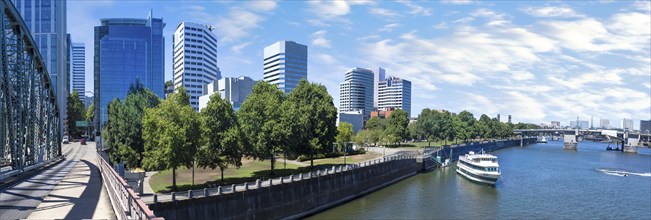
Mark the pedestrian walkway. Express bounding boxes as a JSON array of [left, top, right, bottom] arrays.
[[0, 142, 116, 219]]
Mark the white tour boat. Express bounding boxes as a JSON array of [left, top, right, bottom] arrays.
[[456, 150, 500, 185]]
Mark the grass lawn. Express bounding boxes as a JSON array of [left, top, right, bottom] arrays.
[[150, 159, 308, 193], [311, 151, 382, 165]]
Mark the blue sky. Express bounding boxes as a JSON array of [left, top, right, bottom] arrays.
[[68, 0, 651, 128]]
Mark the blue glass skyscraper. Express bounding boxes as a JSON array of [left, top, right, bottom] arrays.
[[94, 11, 165, 126]]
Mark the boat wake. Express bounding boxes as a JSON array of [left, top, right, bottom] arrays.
[[596, 168, 651, 177]]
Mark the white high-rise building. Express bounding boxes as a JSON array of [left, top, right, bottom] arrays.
[[599, 119, 611, 129], [173, 22, 220, 110], [198, 76, 256, 111], [378, 76, 412, 117], [263, 41, 307, 93], [621, 118, 634, 130], [339, 68, 374, 120], [373, 67, 386, 108], [71, 42, 85, 97]]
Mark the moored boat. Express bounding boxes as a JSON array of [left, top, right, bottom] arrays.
[[456, 150, 500, 185]]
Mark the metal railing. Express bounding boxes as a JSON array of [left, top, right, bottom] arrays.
[[146, 154, 417, 204], [97, 152, 163, 220]]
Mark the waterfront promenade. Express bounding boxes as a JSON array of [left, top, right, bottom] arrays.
[[0, 142, 115, 219]]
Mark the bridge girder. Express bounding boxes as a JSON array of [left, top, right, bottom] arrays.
[[1, 0, 60, 171]]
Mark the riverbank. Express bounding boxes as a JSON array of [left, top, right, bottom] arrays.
[[147, 138, 535, 219]]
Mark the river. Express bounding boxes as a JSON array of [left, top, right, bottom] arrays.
[[310, 141, 651, 219]]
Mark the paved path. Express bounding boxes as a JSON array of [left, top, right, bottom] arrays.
[[0, 142, 115, 219]]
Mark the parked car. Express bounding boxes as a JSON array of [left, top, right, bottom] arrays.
[[62, 136, 69, 144], [80, 138, 86, 145]]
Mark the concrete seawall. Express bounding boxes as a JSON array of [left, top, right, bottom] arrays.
[[149, 138, 535, 219], [149, 157, 420, 219]]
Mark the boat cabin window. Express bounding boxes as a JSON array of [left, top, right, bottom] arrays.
[[485, 167, 499, 172]]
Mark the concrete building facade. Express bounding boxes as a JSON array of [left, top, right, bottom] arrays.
[[337, 110, 364, 133], [377, 76, 412, 117], [599, 119, 611, 129], [621, 118, 634, 130], [373, 67, 386, 108], [71, 42, 85, 97], [173, 22, 221, 110], [198, 76, 256, 111], [640, 120, 651, 134], [263, 41, 307, 93], [339, 68, 374, 120]]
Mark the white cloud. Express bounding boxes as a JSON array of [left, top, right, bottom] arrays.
[[230, 41, 253, 53], [441, 0, 474, 5], [246, 0, 277, 12], [369, 7, 400, 18], [538, 12, 651, 53], [522, 6, 583, 18], [379, 23, 400, 32], [215, 10, 263, 43], [433, 22, 449, 29], [311, 30, 331, 48], [397, 1, 432, 16], [308, 0, 351, 19]]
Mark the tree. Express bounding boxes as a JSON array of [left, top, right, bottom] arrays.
[[238, 81, 285, 175], [353, 130, 368, 147], [66, 91, 85, 138], [336, 122, 354, 151], [197, 93, 242, 182], [283, 79, 338, 169], [476, 114, 492, 140], [386, 109, 409, 145], [438, 111, 455, 145], [103, 82, 161, 169], [456, 110, 475, 142], [86, 102, 94, 136], [416, 109, 438, 147], [142, 87, 200, 191], [365, 117, 385, 130]]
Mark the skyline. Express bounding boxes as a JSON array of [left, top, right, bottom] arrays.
[[67, 0, 651, 126]]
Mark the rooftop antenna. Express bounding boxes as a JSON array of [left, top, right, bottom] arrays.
[[206, 25, 215, 31]]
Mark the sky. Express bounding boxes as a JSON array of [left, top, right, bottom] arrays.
[[67, 0, 651, 128]]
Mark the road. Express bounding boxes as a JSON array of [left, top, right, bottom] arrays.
[[0, 142, 115, 219]]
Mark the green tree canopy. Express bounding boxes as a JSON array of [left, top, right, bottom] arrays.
[[197, 93, 242, 181], [282, 79, 338, 169], [336, 122, 354, 151], [142, 87, 200, 191], [66, 90, 85, 138], [238, 81, 285, 175]]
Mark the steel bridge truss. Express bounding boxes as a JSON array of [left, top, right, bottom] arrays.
[[1, 0, 60, 171]]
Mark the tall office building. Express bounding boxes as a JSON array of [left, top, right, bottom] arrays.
[[94, 11, 165, 126], [640, 120, 651, 134], [508, 115, 512, 123], [198, 76, 256, 111], [373, 67, 386, 108], [570, 120, 589, 129], [13, 0, 68, 136], [599, 119, 611, 129], [71, 42, 85, 97], [378, 76, 412, 117], [339, 68, 374, 120], [621, 118, 634, 130], [173, 22, 221, 110], [263, 41, 307, 93]]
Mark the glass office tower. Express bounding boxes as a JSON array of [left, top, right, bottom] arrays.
[[94, 11, 165, 127], [13, 0, 68, 137]]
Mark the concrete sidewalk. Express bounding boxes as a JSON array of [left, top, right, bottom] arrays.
[[27, 142, 115, 219]]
